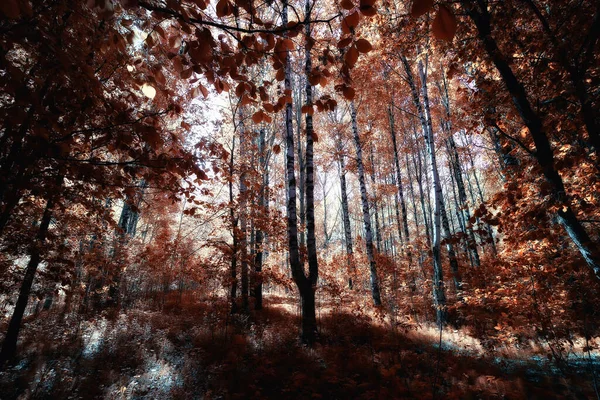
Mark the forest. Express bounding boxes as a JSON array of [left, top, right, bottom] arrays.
[[0, 0, 599, 398]]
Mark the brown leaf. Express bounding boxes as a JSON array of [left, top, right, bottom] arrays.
[[216, 0, 232, 17], [359, 5, 377, 16], [340, 0, 355, 10], [342, 86, 356, 100], [337, 37, 353, 49], [341, 11, 360, 34], [432, 4, 457, 41], [355, 38, 372, 53], [345, 45, 359, 68], [252, 111, 264, 124], [275, 68, 285, 81], [410, 0, 433, 18]]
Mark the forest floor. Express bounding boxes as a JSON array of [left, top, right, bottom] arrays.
[[0, 293, 599, 399]]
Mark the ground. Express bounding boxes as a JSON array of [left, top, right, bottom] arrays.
[[0, 294, 598, 399]]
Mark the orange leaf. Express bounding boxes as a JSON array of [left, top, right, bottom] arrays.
[[273, 144, 281, 154], [252, 111, 264, 124], [432, 4, 457, 41], [410, 0, 433, 18], [301, 104, 314, 114]]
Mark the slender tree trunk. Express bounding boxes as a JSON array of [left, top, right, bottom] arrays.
[[337, 134, 355, 289], [389, 105, 411, 243], [350, 102, 382, 306], [402, 55, 447, 323], [229, 136, 238, 314], [282, 0, 317, 344], [303, 0, 319, 341], [369, 147, 383, 253], [0, 178, 61, 366], [254, 128, 267, 310], [239, 112, 249, 312]]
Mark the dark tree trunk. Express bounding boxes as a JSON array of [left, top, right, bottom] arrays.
[[282, 0, 317, 344], [0, 181, 59, 366]]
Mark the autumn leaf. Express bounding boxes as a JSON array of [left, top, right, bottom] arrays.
[[355, 38, 372, 53], [432, 4, 457, 41], [340, 0, 354, 10], [341, 11, 360, 34], [0, 0, 20, 19], [338, 37, 353, 49], [216, 0, 232, 17], [252, 111, 264, 124], [359, 0, 377, 16], [342, 86, 356, 100], [345, 45, 359, 67], [411, 0, 433, 18]]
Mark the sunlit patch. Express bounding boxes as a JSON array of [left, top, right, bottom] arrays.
[[141, 84, 156, 99]]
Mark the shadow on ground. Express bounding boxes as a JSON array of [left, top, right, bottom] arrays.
[[0, 295, 597, 399]]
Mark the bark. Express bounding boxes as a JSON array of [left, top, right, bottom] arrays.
[[419, 61, 461, 292], [369, 147, 383, 253], [402, 56, 448, 323], [304, 0, 319, 301], [0, 177, 60, 366], [388, 105, 411, 243], [229, 135, 238, 313], [282, 0, 317, 344], [350, 101, 382, 306], [239, 111, 249, 312], [464, 0, 600, 278], [254, 128, 267, 310], [337, 133, 355, 289]]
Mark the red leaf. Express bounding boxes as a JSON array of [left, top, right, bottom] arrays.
[[432, 4, 457, 41], [342, 86, 356, 100], [355, 38, 372, 53], [340, 0, 354, 10], [345, 45, 359, 68], [341, 11, 360, 34], [216, 0, 232, 17], [410, 0, 433, 18]]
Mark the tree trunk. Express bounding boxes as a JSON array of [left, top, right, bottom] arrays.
[[282, 0, 317, 344], [389, 105, 411, 243], [0, 180, 59, 366], [402, 56, 448, 323], [304, 0, 319, 309], [229, 135, 238, 314], [350, 101, 382, 306], [337, 133, 355, 289]]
